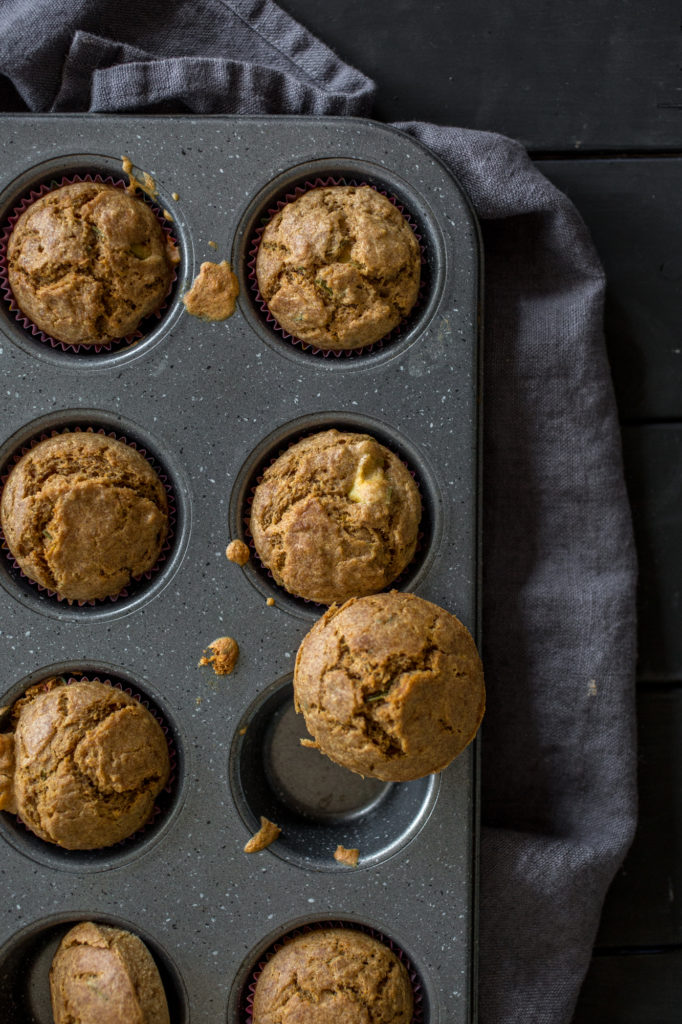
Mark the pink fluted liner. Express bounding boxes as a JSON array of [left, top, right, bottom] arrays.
[[0, 425, 177, 606], [0, 174, 178, 354], [243, 920, 424, 1024], [12, 673, 177, 849], [247, 176, 426, 358]]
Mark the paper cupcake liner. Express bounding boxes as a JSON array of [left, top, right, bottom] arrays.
[[0, 173, 178, 354], [0, 425, 176, 606], [243, 429, 425, 607], [12, 673, 177, 849], [243, 920, 424, 1024], [247, 176, 426, 359]]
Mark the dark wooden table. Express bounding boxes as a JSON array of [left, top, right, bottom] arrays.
[[275, 1, 682, 1019]]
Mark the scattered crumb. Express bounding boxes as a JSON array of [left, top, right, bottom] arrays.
[[208, 240, 218, 250], [244, 816, 281, 853], [196, 696, 203, 706], [300, 738, 319, 749], [172, 192, 180, 201], [226, 539, 250, 566], [266, 597, 275, 607], [588, 679, 598, 696], [199, 636, 239, 675], [162, 208, 174, 222], [239, 726, 247, 736], [183, 260, 239, 321], [334, 844, 359, 867], [121, 154, 158, 198]]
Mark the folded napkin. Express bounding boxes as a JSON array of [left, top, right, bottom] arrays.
[[0, 3, 638, 1021]]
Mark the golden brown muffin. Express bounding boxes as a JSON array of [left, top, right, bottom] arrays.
[[7, 181, 178, 346], [2, 679, 170, 849], [50, 921, 170, 1024], [294, 591, 485, 782], [249, 430, 421, 605], [0, 432, 169, 602], [252, 928, 413, 1024], [255, 186, 420, 350]]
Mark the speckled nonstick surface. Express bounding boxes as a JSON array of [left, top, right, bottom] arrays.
[[0, 115, 482, 1024]]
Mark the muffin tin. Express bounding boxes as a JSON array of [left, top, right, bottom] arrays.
[[0, 114, 481, 1023]]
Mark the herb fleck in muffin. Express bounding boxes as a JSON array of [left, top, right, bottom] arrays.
[[7, 181, 178, 346], [50, 921, 170, 1024], [294, 591, 485, 781], [252, 928, 413, 1024], [0, 432, 169, 602], [249, 430, 421, 605], [0, 679, 170, 849], [255, 185, 420, 350]]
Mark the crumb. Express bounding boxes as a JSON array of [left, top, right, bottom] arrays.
[[208, 240, 218, 250], [196, 696, 203, 706], [239, 726, 247, 736], [300, 738, 319, 749], [334, 844, 359, 867], [162, 208, 173, 222], [172, 192, 180, 201], [121, 154, 158, 198], [199, 636, 239, 675], [266, 597, 275, 607], [226, 539, 250, 566], [244, 816, 281, 853], [588, 679, 598, 696], [183, 260, 239, 321]]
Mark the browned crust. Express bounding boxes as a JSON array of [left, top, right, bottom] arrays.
[[0, 432, 169, 601], [244, 815, 281, 853], [255, 186, 420, 350], [293, 592, 485, 781]]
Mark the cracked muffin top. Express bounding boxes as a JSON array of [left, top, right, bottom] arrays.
[[0, 432, 169, 602], [249, 430, 421, 606], [294, 591, 485, 782], [7, 181, 178, 346], [0, 679, 170, 850], [50, 921, 170, 1024], [255, 185, 421, 350], [251, 928, 413, 1024]]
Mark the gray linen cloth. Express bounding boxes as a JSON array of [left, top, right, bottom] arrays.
[[0, 2, 638, 1021]]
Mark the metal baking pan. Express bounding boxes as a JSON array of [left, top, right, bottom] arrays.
[[0, 113, 482, 1023]]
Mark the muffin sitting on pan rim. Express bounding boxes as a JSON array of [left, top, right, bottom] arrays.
[[293, 591, 485, 782], [255, 184, 421, 351], [248, 429, 422, 606]]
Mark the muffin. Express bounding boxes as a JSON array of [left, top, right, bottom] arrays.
[[50, 921, 170, 1024], [0, 432, 169, 601], [294, 591, 485, 782], [7, 181, 178, 346], [251, 928, 413, 1024], [255, 185, 420, 350], [249, 430, 421, 605], [0, 679, 170, 849]]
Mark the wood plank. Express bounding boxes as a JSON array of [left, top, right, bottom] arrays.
[[595, 687, 682, 948], [573, 949, 682, 1022], [619, 425, 682, 682], [280, 0, 682, 151], [539, 159, 682, 422]]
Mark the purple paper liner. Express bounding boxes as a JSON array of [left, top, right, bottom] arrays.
[[243, 920, 424, 1024], [242, 429, 425, 607], [11, 674, 177, 849], [247, 176, 426, 359], [0, 425, 177, 606], [0, 173, 178, 354]]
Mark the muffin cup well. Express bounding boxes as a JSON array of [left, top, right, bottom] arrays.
[[243, 920, 424, 1024], [247, 176, 426, 359], [1, 672, 179, 865], [0, 424, 177, 608], [0, 174, 178, 355]]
